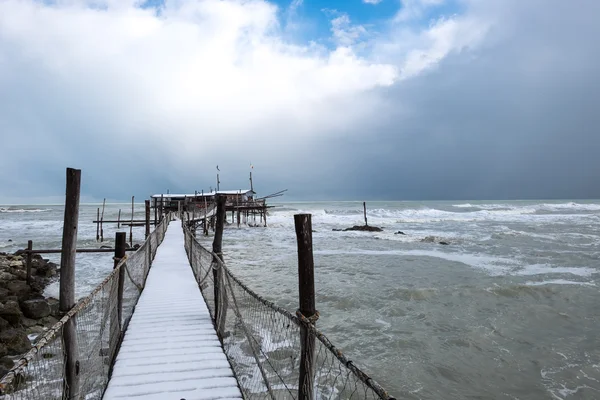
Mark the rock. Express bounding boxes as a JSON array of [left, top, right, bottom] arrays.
[[7, 239, 12, 242], [20, 299, 50, 319], [0, 271, 16, 281], [9, 269, 27, 280], [343, 225, 383, 232], [439, 241, 450, 245], [0, 301, 23, 327], [0, 356, 13, 377], [0, 328, 32, 355], [395, 231, 406, 235], [39, 316, 59, 327], [47, 298, 59, 317], [35, 261, 58, 278], [0, 287, 8, 299], [9, 261, 23, 269], [0, 344, 6, 358], [0, 317, 9, 330], [4, 281, 33, 300], [20, 317, 38, 328], [421, 236, 436, 243], [332, 229, 343, 232]]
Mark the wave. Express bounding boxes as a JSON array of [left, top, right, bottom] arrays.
[[0, 207, 50, 213]]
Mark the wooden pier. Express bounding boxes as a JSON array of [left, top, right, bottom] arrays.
[[0, 169, 394, 400]]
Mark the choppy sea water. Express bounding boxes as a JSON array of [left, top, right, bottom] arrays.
[[1, 200, 599, 399]]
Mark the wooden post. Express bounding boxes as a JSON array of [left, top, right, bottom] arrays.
[[26, 240, 33, 284], [130, 196, 134, 247], [160, 194, 164, 221], [96, 208, 100, 241], [59, 168, 81, 400], [263, 207, 267, 227], [114, 232, 127, 331], [117, 209, 121, 229], [212, 195, 226, 338], [294, 214, 316, 400], [153, 198, 157, 226], [237, 209, 240, 228], [145, 200, 150, 239], [100, 198, 106, 242], [363, 201, 368, 227]]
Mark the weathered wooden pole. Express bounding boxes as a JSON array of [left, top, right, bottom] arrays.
[[59, 167, 81, 400], [295, 214, 316, 400], [114, 232, 127, 331], [153, 198, 157, 226], [117, 209, 121, 229], [363, 201, 368, 227], [100, 198, 106, 242], [263, 207, 267, 227], [237, 209, 241, 228], [212, 195, 226, 338], [26, 240, 33, 284], [130, 196, 134, 247], [145, 200, 150, 239], [96, 208, 100, 241], [160, 194, 164, 221]]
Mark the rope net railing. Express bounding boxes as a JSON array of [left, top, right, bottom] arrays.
[[0, 215, 171, 400], [183, 226, 395, 400]]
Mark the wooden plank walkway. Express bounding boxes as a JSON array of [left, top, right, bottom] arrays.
[[103, 222, 242, 400]]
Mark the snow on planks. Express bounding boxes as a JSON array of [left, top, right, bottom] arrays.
[[103, 222, 241, 400]]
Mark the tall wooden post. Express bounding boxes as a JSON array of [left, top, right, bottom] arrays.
[[145, 200, 150, 239], [363, 201, 368, 227], [114, 232, 127, 331], [117, 209, 121, 229], [153, 198, 157, 226], [100, 198, 106, 242], [212, 195, 226, 338], [130, 196, 134, 247], [26, 240, 33, 284], [59, 168, 81, 400], [160, 194, 164, 221], [96, 208, 100, 241], [295, 214, 316, 400]]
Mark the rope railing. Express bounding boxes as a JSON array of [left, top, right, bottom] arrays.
[[0, 214, 172, 400], [182, 223, 396, 400]]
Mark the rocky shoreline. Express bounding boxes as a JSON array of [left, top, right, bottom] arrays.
[[0, 252, 60, 378]]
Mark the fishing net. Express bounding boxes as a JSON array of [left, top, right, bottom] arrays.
[[0, 216, 171, 399], [183, 226, 395, 400]]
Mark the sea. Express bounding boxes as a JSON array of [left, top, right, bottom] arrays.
[[1, 200, 599, 399]]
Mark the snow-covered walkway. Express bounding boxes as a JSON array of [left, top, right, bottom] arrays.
[[103, 222, 241, 400]]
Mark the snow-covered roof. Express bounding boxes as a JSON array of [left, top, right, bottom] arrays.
[[151, 190, 255, 199]]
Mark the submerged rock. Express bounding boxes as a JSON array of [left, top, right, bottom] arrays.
[[334, 225, 383, 232], [395, 231, 406, 235]]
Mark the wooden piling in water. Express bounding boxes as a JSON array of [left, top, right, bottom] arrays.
[[117, 209, 121, 229], [96, 208, 100, 241], [363, 201, 368, 227], [59, 167, 81, 400], [114, 232, 127, 332], [212, 195, 226, 339], [130, 196, 134, 247], [295, 213, 316, 400], [100, 198, 106, 242], [26, 240, 32, 284], [145, 200, 150, 239]]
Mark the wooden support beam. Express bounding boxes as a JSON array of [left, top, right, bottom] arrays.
[[145, 200, 150, 239], [59, 167, 81, 400], [295, 214, 316, 400], [212, 195, 226, 339]]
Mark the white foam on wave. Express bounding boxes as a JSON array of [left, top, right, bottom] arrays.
[[540, 202, 600, 212], [526, 280, 596, 287], [0, 207, 50, 213], [514, 264, 597, 277]]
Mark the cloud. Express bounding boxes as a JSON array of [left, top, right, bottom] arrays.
[[363, 0, 383, 4], [0, 0, 598, 201]]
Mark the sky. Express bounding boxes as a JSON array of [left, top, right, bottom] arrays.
[[0, 0, 599, 202]]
